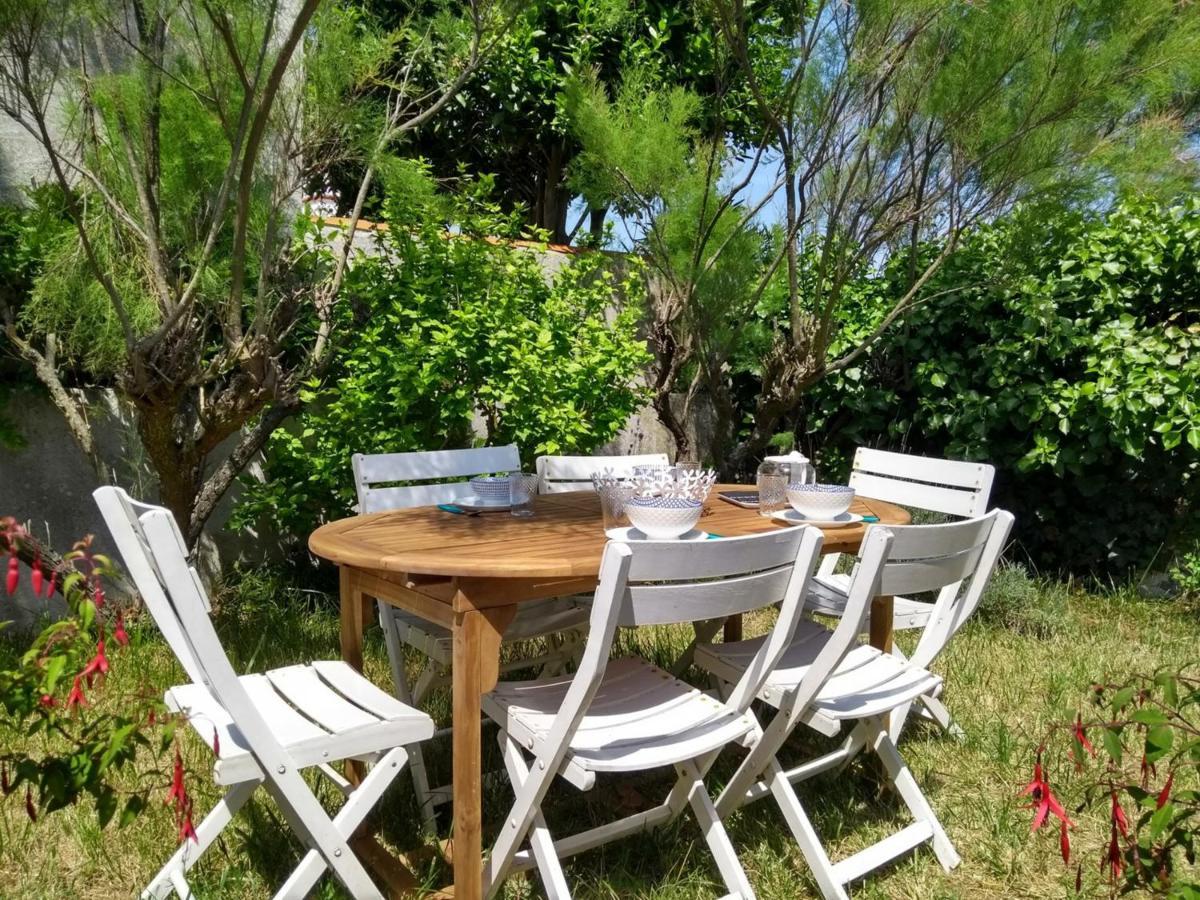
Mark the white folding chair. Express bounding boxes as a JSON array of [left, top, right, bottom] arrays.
[[481, 526, 826, 900], [352, 445, 591, 831], [534, 452, 669, 493], [696, 510, 1014, 900], [808, 448, 995, 734], [94, 486, 434, 900]]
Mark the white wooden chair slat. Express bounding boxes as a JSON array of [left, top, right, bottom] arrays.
[[621, 566, 795, 626], [481, 526, 826, 899], [624, 530, 810, 581], [309, 660, 432, 723], [352, 444, 591, 832], [354, 444, 521, 486], [238, 674, 331, 742], [265, 665, 380, 733], [693, 510, 1014, 900], [852, 447, 994, 513], [535, 452, 669, 493], [848, 472, 984, 519], [94, 486, 433, 899]]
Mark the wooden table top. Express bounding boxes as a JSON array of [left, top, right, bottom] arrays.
[[309, 486, 911, 580]]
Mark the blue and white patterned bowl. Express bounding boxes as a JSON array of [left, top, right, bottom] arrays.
[[626, 496, 703, 539], [469, 475, 512, 505], [786, 483, 855, 519]]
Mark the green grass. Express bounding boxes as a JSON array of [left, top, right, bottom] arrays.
[[1, 564, 1195, 899]]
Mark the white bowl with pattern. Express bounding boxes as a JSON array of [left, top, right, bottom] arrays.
[[625, 496, 703, 539], [785, 483, 855, 519]]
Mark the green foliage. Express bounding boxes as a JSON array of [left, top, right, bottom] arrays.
[[793, 199, 1200, 574], [235, 166, 651, 538]]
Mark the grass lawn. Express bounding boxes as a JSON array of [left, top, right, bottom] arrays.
[[0, 563, 1194, 899]]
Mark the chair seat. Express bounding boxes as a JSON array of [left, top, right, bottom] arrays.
[[807, 573, 934, 630], [483, 657, 757, 778], [388, 595, 590, 664], [167, 661, 435, 786], [695, 621, 942, 736]]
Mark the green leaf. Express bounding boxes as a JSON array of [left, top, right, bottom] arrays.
[[1102, 726, 1124, 763]]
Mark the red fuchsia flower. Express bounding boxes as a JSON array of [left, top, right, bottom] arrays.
[[92, 580, 105, 609], [6, 552, 17, 595], [30, 556, 42, 597], [1020, 751, 1073, 831], [44, 570, 56, 597], [1060, 818, 1071, 864], [1104, 826, 1124, 881], [1111, 792, 1129, 838], [166, 748, 186, 811], [178, 797, 197, 843], [38, 694, 56, 709], [66, 676, 87, 712], [1071, 714, 1095, 764], [1157, 772, 1174, 809], [24, 786, 36, 822], [113, 612, 129, 647], [1141, 754, 1156, 788], [212, 728, 220, 758], [81, 639, 109, 687]]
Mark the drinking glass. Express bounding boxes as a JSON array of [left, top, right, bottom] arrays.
[[509, 473, 537, 518], [756, 459, 787, 518], [597, 483, 633, 533]]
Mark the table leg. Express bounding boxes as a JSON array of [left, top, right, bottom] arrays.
[[722, 614, 743, 643], [451, 599, 516, 900], [869, 595, 894, 652], [339, 567, 374, 785], [339, 566, 370, 672]]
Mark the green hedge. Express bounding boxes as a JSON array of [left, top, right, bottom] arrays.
[[797, 200, 1200, 575]]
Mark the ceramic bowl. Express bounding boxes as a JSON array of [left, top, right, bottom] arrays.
[[468, 475, 511, 505], [785, 483, 855, 519], [625, 496, 703, 539]]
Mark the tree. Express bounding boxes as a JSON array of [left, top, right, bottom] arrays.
[[0, 0, 512, 542], [365, 0, 789, 243], [568, 0, 1200, 471]]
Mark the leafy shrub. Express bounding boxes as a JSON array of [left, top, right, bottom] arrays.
[[799, 199, 1200, 575], [235, 165, 651, 539]]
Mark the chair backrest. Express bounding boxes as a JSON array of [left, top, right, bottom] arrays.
[[353, 445, 521, 512], [543, 527, 826, 766], [783, 509, 1013, 717], [92, 487, 282, 748], [534, 453, 670, 493], [849, 447, 994, 518]]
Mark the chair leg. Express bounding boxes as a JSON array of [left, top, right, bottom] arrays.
[[678, 759, 756, 900], [498, 733, 572, 899], [483, 731, 563, 899], [867, 719, 960, 871], [763, 758, 848, 900], [272, 747, 410, 899], [141, 779, 259, 900], [379, 603, 438, 835], [917, 694, 964, 739]]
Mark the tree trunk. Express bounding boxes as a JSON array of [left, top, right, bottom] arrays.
[[533, 141, 572, 243]]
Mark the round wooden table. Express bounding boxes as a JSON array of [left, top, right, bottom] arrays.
[[309, 487, 910, 899]]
